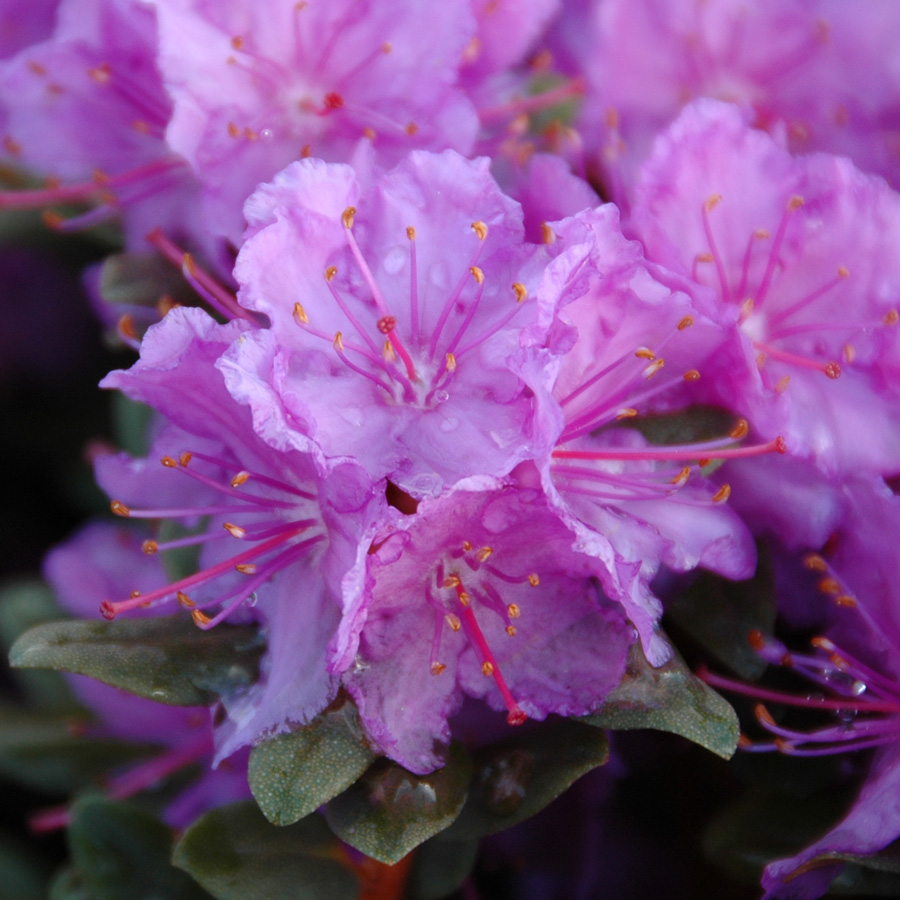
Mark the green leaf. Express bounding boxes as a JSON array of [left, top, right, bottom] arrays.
[[249, 699, 377, 826], [620, 405, 737, 446], [67, 796, 212, 900], [0, 705, 155, 793], [172, 801, 358, 900], [0, 831, 53, 900], [0, 578, 76, 710], [48, 868, 91, 900], [9, 615, 263, 706], [324, 743, 472, 865], [583, 638, 739, 759], [440, 719, 608, 842], [665, 543, 778, 680], [408, 836, 478, 900], [112, 392, 155, 459]]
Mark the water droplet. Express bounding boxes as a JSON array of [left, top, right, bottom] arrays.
[[382, 245, 406, 275], [852, 680, 867, 696], [260, 128, 274, 141], [439, 416, 459, 433], [433, 389, 449, 403], [246, 591, 259, 608]]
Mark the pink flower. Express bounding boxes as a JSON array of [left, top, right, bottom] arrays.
[[223, 150, 551, 497]]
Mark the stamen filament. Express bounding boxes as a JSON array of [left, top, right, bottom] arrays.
[[552, 436, 786, 463]]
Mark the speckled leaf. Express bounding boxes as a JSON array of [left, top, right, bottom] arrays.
[[67, 796, 212, 900], [249, 699, 376, 826], [172, 801, 358, 900], [440, 719, 609, 842], [9, 616, 263, 706], [666, 544, 777, 679], [324, 743, 472, 865], [583, 639, 739, 759], [0, 579, 76, 710], [0, 705, 155, 793]]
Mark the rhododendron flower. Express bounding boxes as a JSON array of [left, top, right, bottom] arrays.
[[96, 307, 382, 758], [152, 0, 480, 245], [0, 0, 211, 255], [543, 0, 900, 198], [41, 521, 251, 829], [703, 478, 900, 898], [223, 150, 552, 498], [338, 479, 633, 774], [514, 203, 762, 662], [630, 100, 900, 477]]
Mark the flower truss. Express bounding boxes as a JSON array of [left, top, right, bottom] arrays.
[[4, 2, 900, 899]]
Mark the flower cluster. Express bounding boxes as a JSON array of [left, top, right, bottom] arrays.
[[5, 1, 900, 897]]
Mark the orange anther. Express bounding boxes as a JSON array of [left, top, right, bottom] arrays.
[[110, 500, 130, 517]]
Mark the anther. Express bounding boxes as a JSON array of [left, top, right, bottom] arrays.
[[644, 359, 665, 378], [471, 221, 488, 241], [324, 266, 337, 281], [230, 35, 244, 50], [512, 283, 527, 303], [748, 629, 766, 651], [818, 577, 841, 595], [191, 609, 211, 627], [670, 466, 691, 486], [788, 195, 805, 210], [223, 522, 246, 539], [406, 226, 416, 240], [677, 316, 694, 330], [737, 734, 752, 750], [740, 298, 755, 319], [383, 341, 396, 361], [161, 455, 177, 468], [341, 207, 356, 229], [2, 136, 22, 156], [179, 452, 192, 467], [775, 375, 791, 393], [462, 541, 473, 551], [476, 546, 493, 562], [634, 347, 655, 360], [445, 352, 457, 372], [541, 223, 555, 244], [684, 369, 700, 381], [824, 362, 842, 379], [506, 625, 517, 636], [885, 310, 899, 326], [443, 574, 461, 588], [430, 662, 446, 676], [231, 471, 250, 487], [131, 590, 141, 599], [334, 332, 344, 351], [803, 554, 828, 572], [837, 265, 849, 278], [293, 302, 309, 325], [458, 591, 471, 606], [755, 704, 776, 727], [177, 592, 194, 608], [88, 63, 111, 84], [712, 484, 731, 503], [405, 122, 418, 135], [469, 265, 484, 284], [527, 574, 540, 587], [141, 540, 158, 555], [382, 42, 392, 53], [705, 194, 722, 212], [835, 594, 857, 608], [616, 408, 638, 419], [482, 661, 494, 676], [446, 613, 461, 632], [729, 419, 749, 440], [117, 315, 137, 341], [235, 563, 257, 574], [110, 500, 130, 517]]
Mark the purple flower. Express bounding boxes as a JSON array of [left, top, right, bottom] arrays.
[[630, 100, 900, 476], [514, 204, 762, 662], [705, 478, 900, 898], [153, 0, 480, 244], [96, 306, 382, 758], [543, 0, 900, 198], [40, 521, 251, 830], [0, 0, 58, 61], [0, 0, 211, 254], [223, 150, 550, 498], [339, 479, 633, 774]]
